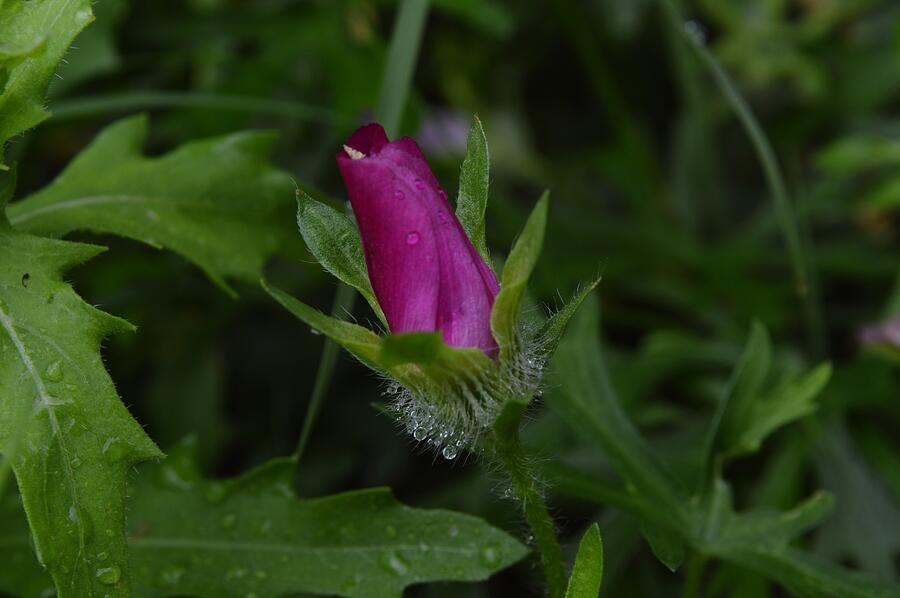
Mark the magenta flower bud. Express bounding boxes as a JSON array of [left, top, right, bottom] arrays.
[[336, 123, 500, 355]]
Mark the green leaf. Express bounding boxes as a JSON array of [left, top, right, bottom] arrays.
[[296, 188, 386, 325], [534, 278, 600, 365], [0, 216, 162, 596], [7, 115, 298, 293], [707, 322, 831, 464], [0, 0, 93, 167], [548, 293, 689, 526], [639, 521, 686, 572], [491, 192, 548, 361], [50, 0, 126, 94], [565, 523, 603, 598], [262, 279, 383, 367], [127, 442, 528, 598], [456, 115, 491, 264]]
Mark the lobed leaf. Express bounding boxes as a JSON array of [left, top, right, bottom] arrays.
[[0, 210, 162, 596], [0, 0, 93, 167], [455, 115, 491, 264], [7, 115, 299, 294], [126, 441, 528, 598]]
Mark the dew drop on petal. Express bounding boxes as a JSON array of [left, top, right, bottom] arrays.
[[406, 232, 420, 246], [394, 190, 405, 200], [414, 178, 425, 189]]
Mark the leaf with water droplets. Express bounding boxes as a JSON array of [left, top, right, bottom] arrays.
[[127, 441, 528, 598], [0, 206, 161, 596], [7, 115, 300, 294]]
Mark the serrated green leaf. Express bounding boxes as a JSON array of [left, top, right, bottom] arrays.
[[0, 215, 162, 596], [262, 279, 383, 368], [50, 0, 125, 94], [706, 322, 831, 465], [296, 189, 386, 325], [7, 115, 298, 293], [0, 0, 93, 167], [565, 523, 603, 598], [127, 442, 528, 598], [492, 192, 548, 361], [456, 115, 491, 264]]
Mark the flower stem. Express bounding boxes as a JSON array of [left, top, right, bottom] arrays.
[[493, 401, 567, 598]]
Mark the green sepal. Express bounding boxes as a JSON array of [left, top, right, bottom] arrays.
[[565, 523, 604, 598], [295, 188, 387, 326], [491, 192, 549, 362], [262, 280, 383, 369], [534, 277, 601, 366], [456, 115, 491, 265]]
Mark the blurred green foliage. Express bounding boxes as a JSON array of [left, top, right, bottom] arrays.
[[2, 0, 900, 596]]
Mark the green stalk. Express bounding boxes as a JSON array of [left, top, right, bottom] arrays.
[[493, 402, 567, 598], [662, 1, 826, 356], [293, 0, 431, 463], [376, 0, 431, 138], [293, 283, 357, 461], [51, 91, 342, 124]]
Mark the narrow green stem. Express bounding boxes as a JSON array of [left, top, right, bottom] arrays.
[[376, 0, 431, 137], [51, 91, 342, 124], [292, 0, 431, 464], [493, 403, 567, 598], [293, 283, 356, 462], [682, 551, 707, 598], [662, 1, 826, 357]]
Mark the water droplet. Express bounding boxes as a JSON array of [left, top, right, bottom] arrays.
[[70, 457, 82, 469], [158, 565, 185, 587], [21, 273, 30, 287], [442, 445, 458, 460], [95, 551, 108, 561], [684, 20, 707, 45], [101, 437, 128, 462], [75, 9, 90, 21], [413, 179, 425, 190], [259, 519, 272, 536], [394, 190, 405, 200], [406, 232, 420, 246], [146, 210, 159, 221], [95, 565, 121, 585], [447, 526, 459, 538], [379, 551, 409, 576], [412, 427, 427, 441], [385, 525, 397, 538], [67, 504, 93, 537], [220, 513, 237, 529], [204, 482, 227, 503], [309, 327, 322, 336], [480, 545, 501, 567]]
